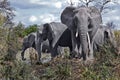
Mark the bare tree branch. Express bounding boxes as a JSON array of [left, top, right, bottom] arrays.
[[79, 0, 95, 7], [99, 0, 111, 13], [78, 0, 118, 14], [106, 21, 116, 29]]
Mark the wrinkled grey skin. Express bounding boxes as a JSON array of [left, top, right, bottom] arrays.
[[61, 6, 102, 60], [21, 32, 50, 61], [42, 22, 67, 58], [53, 28, 80, 58], [93, 25, 117, 51]]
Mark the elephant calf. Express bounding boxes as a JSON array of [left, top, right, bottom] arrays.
[[21, 32, 50, 61]]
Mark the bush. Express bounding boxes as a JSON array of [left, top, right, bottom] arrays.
[[23, 24, 38, 37], [0, 60, 36, 80], [114, 30, 120, 46]]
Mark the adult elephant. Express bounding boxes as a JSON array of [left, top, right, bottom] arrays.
[[42, 22, 71, 58], [21, 32, 50, 61], [37, 25, 80, 59], [61, 6, 102, 61], [93, 25, 117, 51]]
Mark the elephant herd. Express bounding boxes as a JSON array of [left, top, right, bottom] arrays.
[[21, 6, 117, 63]]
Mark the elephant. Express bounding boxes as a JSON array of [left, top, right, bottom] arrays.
[[21, 32, 50, 61], [42, 22, 72, 58], [92, 25, 117, 51], [61, 6, 102, 61]]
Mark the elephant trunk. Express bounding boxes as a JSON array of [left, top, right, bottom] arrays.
[[77, 20, 89, 60]]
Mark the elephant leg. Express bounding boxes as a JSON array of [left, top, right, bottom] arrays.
[[50, 45, 57, 58], [35, 41, 42, 62], [21, 48, 27, 61], [52, 45, 59, 58], [71, 31, 78, 57]]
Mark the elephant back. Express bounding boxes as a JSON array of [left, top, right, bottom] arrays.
[[61, 6, 76, 28], [49, 22, 67, 48]]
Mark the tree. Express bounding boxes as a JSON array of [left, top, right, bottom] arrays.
[[0, 13, 7, 26], [0, 0, 15, 27], [106, 21, 117, 29], [79, 0, 94, 7], [13, 22, 25, 38], [78, 0, 118, 13], [23, 24, 38, 36]]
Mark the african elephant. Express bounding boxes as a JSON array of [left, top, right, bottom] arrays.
[[21, 32, 50, 61], [92, 25, 117, 51], [61, 6, 102, 61], [41, 22, 68, 58]]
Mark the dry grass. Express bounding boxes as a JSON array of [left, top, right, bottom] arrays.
[[0, 29, 120, 80]]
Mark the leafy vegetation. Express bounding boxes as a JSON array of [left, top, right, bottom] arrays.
[[13, 22, 38, 38], [0, 24, 120, 80], [23, 24, 38, 37]]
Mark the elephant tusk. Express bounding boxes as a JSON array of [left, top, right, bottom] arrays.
[[87, 32, 91, 52], [76, 31, 78, 37]]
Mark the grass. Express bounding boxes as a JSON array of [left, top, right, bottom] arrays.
[[0, 28, 120, 80]]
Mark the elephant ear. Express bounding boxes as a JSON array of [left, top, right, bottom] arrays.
[[61, 6, 76, 28], [49, 22, 67, 48]]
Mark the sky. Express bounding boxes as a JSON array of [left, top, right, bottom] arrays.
[[9, 0, 120, 29]]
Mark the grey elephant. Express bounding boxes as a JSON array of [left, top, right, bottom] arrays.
[[61, 6, 102, 61], [21, 32, 50, 61], [41, 23, 80, 58], [92, 25, 117, 51]]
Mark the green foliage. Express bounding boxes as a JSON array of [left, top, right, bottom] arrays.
[[81, 43, 120, 80], [0, 24, 120, 80], [13, 23, 38, 38], [43, 67, 55, 79], [23, 24, 38, 37], [114, 30, 120, 46], [0, 60, 33, 80], [32, 42, 120, 80], [56, 63, 71, 77], [13, 22, 25, 38], [0, 14, 6, 26]]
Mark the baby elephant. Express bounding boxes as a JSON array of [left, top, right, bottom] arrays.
[[21, 32, 50, 61]]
